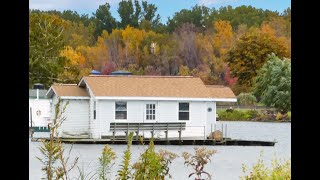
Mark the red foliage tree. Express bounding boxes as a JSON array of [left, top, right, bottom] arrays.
[[101, 61, 116, 75], [224, 65, 238, 86]]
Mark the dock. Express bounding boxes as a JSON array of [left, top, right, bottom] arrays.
[[31, 137, 276, 146]]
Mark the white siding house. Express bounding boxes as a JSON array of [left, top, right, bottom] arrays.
[[46, 76, 236, 139], [29, 89, 51, 131]]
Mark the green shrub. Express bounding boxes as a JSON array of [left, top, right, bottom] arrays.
[[217, 110, 254, 121], [133, 140, 178, 179], [117, 132, 134, 180], [237, 93, 257, 106], [98, 144, 117, 180], [182, 147, 217, 180], [287, 111, 291, 120], [276, 112, 283, 121], [240, 153, 291, 180], [246, 110, 259, 119]]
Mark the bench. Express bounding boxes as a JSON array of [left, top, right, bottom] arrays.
[[110, 122, 186, 141]]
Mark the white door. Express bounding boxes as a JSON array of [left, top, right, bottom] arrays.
[[206, 102, 215, 133]]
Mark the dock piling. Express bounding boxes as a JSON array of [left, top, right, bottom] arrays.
[[225, 124, 228, 138]]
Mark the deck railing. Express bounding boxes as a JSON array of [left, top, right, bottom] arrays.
[[110, 122, 186, 141]]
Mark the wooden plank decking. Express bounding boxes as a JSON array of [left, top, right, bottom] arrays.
[[31, 137, 276, 146]]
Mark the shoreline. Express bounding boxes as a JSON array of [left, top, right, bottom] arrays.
[[217, 120, 291, 123]]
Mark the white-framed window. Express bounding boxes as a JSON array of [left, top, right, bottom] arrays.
[[146, 104, 156, 120], [115, 101, 127, 120], [179, 102, 189, 120]]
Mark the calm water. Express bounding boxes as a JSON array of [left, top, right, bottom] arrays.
[[29, 121, 291, 180]]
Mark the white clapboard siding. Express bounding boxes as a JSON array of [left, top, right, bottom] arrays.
[[127, 101, 144, 122], [59, 99, 90, 137], [29, 99, 51, 127], [97, 100, 114, 136], [89, 98, 99, 139], [158, 101, 178, 122], [96, 100, 209, 138]]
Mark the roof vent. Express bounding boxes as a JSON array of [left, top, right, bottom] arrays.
[[110, 70, 132, 76], [91, 70, 101, 75], [33, 83, 45, 89]]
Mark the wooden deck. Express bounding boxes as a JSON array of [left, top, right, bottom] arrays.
[[31, 137, 276, 146]]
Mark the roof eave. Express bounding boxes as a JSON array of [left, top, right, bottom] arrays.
[[46, 86, 57, 98], [212, 98, 237, 102], [95, 96, 214, 101], [60, 96, 90, 100], [78, 77, 86, 87]]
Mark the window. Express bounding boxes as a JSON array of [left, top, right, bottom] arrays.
[[93, 101, 96, 119], [115, 101, 127, 119], [146, 104, 156, 120], [179, 103, 189, 120]]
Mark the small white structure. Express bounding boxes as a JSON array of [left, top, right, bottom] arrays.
[[29, 88, 51, 132], [46, 76, 236, 139]]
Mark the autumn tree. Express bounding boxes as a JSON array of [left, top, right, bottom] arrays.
[[29, 5, 291, 94], [213, 20, 234, 57], [173, 23, 201, 69], [63, 21, 96, 48], [29, 12, 68, 88], [253, 54, 291, 113], [225, 28, 290, 87], [78, 30, 110, 71], [224, 65, 237, 87], [59, 46, 90, 83]]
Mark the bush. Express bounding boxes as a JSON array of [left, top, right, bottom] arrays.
[[246, 110, 259, 119], [287, 111, 291, 120], [182, 147, 217, 180], [133, 140, 178, 179], [217, 109, 292, 121], [237, 93, 257, 106], [217, 110, 258, 121], [240, 153, 291, 180]]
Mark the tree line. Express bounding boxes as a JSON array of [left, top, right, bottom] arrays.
[[29, 0, 291, 98]]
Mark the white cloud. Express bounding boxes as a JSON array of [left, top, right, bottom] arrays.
[[198, 0, 239, 6], [29, 0, 120, 11]]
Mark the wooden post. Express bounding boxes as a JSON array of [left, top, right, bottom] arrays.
[[225, 124, 227, 138], [112, 131, 115, 143], [126, 123, 129, 141], [221, 123, 224, 139], [136, 123, 140, 140], [151, 123, 154, 139], [179, 123, 182, 144], [113, 123, 116, 143], [30, 107, 33, 128], [165, 123, 169, 142], [30, 107, 33, 138]]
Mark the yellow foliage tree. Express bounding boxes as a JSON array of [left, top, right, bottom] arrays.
[[59, 46, 90, 83], [213, 20, 234, 56], [60, 46, 85, 66]]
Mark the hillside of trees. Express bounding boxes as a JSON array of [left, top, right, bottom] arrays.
[[29, 0, 291, 95]]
